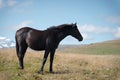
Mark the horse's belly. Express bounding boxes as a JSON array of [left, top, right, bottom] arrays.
[[27, 40, 46, 51], [29, 44, 45, 51]]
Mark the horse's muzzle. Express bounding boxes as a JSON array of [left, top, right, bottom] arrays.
[[78, 36, 83, 41]]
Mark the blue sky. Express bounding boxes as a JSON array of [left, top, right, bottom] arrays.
[[0, 0, 120, 44]]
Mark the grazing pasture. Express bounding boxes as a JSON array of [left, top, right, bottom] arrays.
[[0, 39, 120, 80]]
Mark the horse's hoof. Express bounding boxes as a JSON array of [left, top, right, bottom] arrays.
[[50, 71, 54, 74], [19, 67, 24, 70], [38, 71, 44, 75]]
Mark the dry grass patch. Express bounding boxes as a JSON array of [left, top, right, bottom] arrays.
[[0, 48, 120, 80]]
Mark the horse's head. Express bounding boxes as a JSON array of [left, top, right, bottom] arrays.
[[69, 23, 83, 41]]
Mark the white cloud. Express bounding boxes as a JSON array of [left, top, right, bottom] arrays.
[[12, 0, 33, 13], [78, 24, 111, 34], [113, 27, 120, 39], [7, 0, 17, 6], [0, 0, 4, 8], [78, 24, 120, 40], [78, 24, 112, 40], [0, 0, 33, 13], [11, 20, 33, 30], [107, 16, 120, 24], [0, 36, 6, 40], [81, 33, 93, 40], [0, 0, 17, 8]]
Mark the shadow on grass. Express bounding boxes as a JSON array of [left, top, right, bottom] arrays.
[[52, 71, 70, 74], [43, 70, 82, 75], [40, 70, 71, 75]]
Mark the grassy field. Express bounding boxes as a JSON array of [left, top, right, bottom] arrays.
[[61, 39, 120, 55], [0, 39, 120, 80]]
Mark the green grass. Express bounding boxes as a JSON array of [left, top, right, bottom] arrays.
[[0, 39, 120, 80], [62, 39, 120, 55]]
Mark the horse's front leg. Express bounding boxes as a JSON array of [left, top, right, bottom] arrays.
[[50, 49, 55, 73], [38, 50, 49, 74]]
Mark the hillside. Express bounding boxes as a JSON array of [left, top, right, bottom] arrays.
[[59, 39, 120, 55], [0, 39, 120, 80]]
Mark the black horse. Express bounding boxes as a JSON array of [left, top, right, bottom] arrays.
[[15, 23, 83, 74]]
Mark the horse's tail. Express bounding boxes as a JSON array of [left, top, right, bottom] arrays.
[[15, 32, 19, 57]]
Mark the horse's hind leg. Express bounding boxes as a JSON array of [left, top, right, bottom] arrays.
[[18, 44, 27, 69]]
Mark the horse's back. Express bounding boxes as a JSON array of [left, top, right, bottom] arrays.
[[16, 27, 30, 35], [15, 27, 41, 37]]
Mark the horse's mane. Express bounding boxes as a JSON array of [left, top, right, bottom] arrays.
[[47, 26, 57, 30], [47, 24, 72, 31]]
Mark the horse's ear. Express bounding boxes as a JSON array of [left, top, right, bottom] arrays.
[[72, 22, 77, 28], [75, 22, 77, 25], [71, 23, 77, 25]]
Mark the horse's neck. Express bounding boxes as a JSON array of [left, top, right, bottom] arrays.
[[57, 31, 68, 42]]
